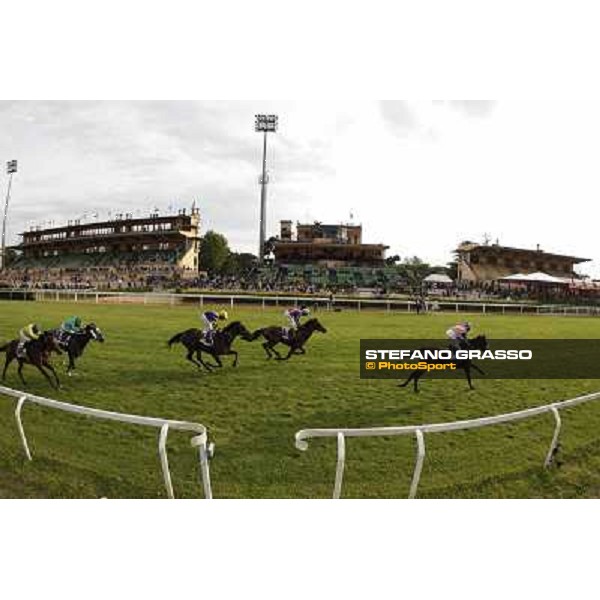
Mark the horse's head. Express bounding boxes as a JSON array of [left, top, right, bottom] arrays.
[[86, 322, 105, 343], [468, 335, 488, 351], [305, 318, 327, 334], [223, 321, 250, 339]]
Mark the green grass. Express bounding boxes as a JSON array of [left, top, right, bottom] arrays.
[[1, 299, 600, 498]]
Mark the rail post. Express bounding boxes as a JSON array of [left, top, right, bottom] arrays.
[[544, 407, 562, 468], [333, 432, 346, 499], [15, 395, 32, 461], [158, 424, 175, 499], [408, 429, 426, 499], [194, 436, 213, 500]]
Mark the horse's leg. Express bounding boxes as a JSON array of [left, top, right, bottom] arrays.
[[398, 372, 416, 388], [212, 354, 223, 368], [413, 371, 426, 393], [279, 345, 295, 361], [413, 371, 425, 393], [67, 350, 76, 376], [17, 361, 27, 386], [43, 361, 61, 389], [186, 349, 205, 370], [228, 350, 239, 367], [262, 341, 273, 359], [35, 362, 57, 389], [195, 351, 216, 372], [464, 365, 475, 390], [2, 354, 12, 380], [470, 363, 485, 375], [269, 344, 283, 360]]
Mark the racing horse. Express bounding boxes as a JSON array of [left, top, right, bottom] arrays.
[[398, 334, 488, 392], [251, 317, 328, 360], [0, 331, 62, 389], [52, 323, 105, 376], [168, 321, 253, 371]]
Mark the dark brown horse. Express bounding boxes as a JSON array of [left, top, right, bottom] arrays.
[[51, 323, 105, 376], [0, 331, 62, 389], [251, 317, 327, 360], [398, 335, 488, 392], [168, 321, 253, 371]]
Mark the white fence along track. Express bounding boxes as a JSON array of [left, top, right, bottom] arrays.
[[295, 390, 600, 499], [0, 384, 213, 499], [0, 288, 599, 316]]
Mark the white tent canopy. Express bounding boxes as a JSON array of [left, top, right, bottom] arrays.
[[423, 273, 453, 284], [500, 272, 568, 284]]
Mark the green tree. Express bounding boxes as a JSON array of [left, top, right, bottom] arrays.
[[445, 260, 458, 280], [199, 231, 230, 274], [222, 252, 258, 276], [4, 248, 18, 267]]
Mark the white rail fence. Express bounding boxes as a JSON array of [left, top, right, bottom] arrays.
[[295, 390, 600, 499], [0, 384, 213, 499], [1, 287, 599, 316]]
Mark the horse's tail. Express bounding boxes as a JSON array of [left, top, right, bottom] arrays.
[[0, 342, 9, 354], [167, 331, 186, 348]]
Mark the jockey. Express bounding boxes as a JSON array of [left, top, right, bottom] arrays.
[[201, 309, 228, 344], [61, 315, 83, 336], [18, 323, 42, 357], [446, 321, 471, 352], [283, 305, 310, 336]]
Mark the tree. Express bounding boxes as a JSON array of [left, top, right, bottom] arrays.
[[4, 248, 18, 267], [199, 231, 230, 274], [222, 252, 258, 276], [446, 261, 458, 281], [385, 254, 401, 266], [400, 256, 431, 288]]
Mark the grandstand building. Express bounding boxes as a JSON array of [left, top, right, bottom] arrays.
[[456, 241, 590, 283], [273, 220, 389, 267], [5, 208, 201, 288]]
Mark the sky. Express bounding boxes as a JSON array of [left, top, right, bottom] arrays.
[[1, 100, 599, 277]]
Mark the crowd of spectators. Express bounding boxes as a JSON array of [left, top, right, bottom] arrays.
[[1, 264, 599, 305]]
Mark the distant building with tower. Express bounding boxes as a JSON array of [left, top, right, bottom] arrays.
[[273, 220, 389, 267]]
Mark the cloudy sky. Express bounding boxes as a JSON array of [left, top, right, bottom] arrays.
[[1, 100, 599, 276]]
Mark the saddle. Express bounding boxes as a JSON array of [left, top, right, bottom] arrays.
[[56, 330, 72, 348], [200, 331, 215, 346], [16, 341, 28, 359]]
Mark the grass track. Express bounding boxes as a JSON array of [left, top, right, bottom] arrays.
[[1, 299, 600, 498]]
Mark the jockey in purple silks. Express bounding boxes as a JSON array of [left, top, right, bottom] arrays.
[[283, 305, 310, 338], [200, 309, 228, 345]]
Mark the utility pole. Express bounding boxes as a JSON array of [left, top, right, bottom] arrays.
[[1, 159, 18, 270], [254, 114, 278, 264]]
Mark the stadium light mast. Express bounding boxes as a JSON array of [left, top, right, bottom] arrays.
[[0, 159, 18, 271], [255, 114, 278, 265]]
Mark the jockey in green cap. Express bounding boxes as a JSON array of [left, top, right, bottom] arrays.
[[61, 315, 83, 336]]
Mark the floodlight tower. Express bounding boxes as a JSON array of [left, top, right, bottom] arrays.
[[0, 159, 18, 271], [255, 114, 278, 264]]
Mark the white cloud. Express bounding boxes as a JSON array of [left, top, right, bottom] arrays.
[[0, 100, 598, 276]]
